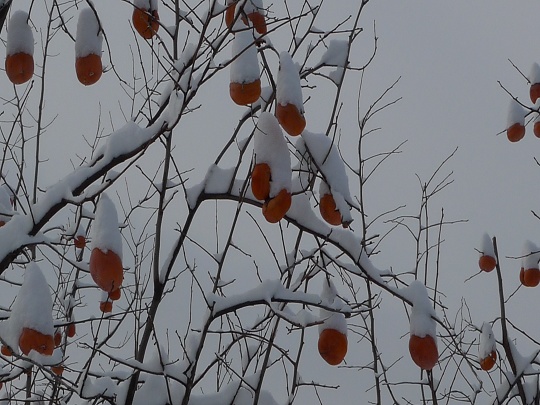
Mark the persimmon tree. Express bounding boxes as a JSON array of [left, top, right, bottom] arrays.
[[0, 0, 538, 404]]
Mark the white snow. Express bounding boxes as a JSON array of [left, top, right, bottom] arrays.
[[75, 7, 103, 58], [230, 28, 260, 84], [302, 131, 355, 223], [277, 52, 304, 111], [480, 232, 495, 257], [521, 240, 539, 270], [479, 322, 496, 359], [91, 193, 123, 258], [254, 112, 292, 197], [406, 280, 437, 340], [507, 100, 525, 128], [529, 62, 540, 84], [0, 187, 14, 224], [319, 39, 349, 67], [6, 11, 34, 56], [318, 279, 347, 335], [0, 263, 54, 353]]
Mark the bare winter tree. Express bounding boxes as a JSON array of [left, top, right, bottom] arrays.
[[0, 0, 539, 404]]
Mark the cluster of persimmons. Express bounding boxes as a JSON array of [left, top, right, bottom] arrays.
[[4, 2, 159, 87], [506, 76, 540, 142]]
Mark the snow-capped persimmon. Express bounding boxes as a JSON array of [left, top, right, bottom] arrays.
[[521, 267, 540, 287], [409, 334, 438, 370], [251, 163, 271, 200], [480, 350, 497, 371], [5, 52, 34, 85], [19, 327, 54, 356], [99, 301, 113, 313], [132, 7, 159, 39], [108, 288, 121, 301], [319, 193, 342, 227], [262, 189, 291, 223], [74, 235, 86, 249], [506, 122, 525, 143], [229, 79, 261, 106], [75, 53, 102, 86], [89, 248, 123, 293], [276, 103, 306, 136], [531, 83, 540, 104], [318, 328, 347, 366], [1, 345, 12, 356], [478, 254, 496, 272]]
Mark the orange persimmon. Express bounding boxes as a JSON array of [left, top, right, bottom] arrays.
[[1, 345, 12, 356], [99, 301, 113, 313], [319, 193, 342, 226], [251, 163, 271, 200], [409, 334, 438, 370], [246, 11, 266, 34], [478, 254, 496, 273], [262, 189, 291, 223], [51, 365, 64, 376], [54, 331, 62, 347], [66, 323, 76, 338], [480, 350, 497, 371], [75, 53, 102, 86], [531, 83, 540, 104], [230, 79, 261, 105], [19, 327, 54, 356], [521, 267, 540, 287], [534, 121, 540, 138], [276, 103, 305, 136], [5, 52, 34, 85], [132, 7, 159, 39], [108, 288, 121, 301], [318, 328, 347, 366], [89, 248, 123, 293], [74, 235, 86, 249], [506, 122, 525, 143]]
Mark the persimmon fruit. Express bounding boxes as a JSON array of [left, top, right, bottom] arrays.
[[531, 83, 540, 104], [409, 334, 438, 370], [534, 121, 540, 138], [1, 345, 12, 356], [480, 350, 497, 371], [89, 248, 123, 293], [108, 288, 121, 301], [318, 328, 347, 366], [74, 235, 86, 249], [506, 122, 525, 143], [230, 79, 261, 106], [75, 53, 102, 86], [5, 52, 34, 85], [54, 331, 62, 347], [67, 323, 76, 338], [251, 163, 271, 200], [478, 254, 496, 272], [276, 103, 305, 136], [133, 7, 159, 39], [224, 3, 266, 34], [51, 365, 64, 376], [521, 267, 540, 287], [262, 189, 291, 223], [19, 327, 54, 356], [99, 301, 113, 313], [319, 193, 342, 226]]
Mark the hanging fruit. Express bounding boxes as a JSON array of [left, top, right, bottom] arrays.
[[75, 8, 103, 85], [276, 52, 306, 136], [229, 29, 261, 105], [5, 11, 34, 85], [132, 0, 159, 39]]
